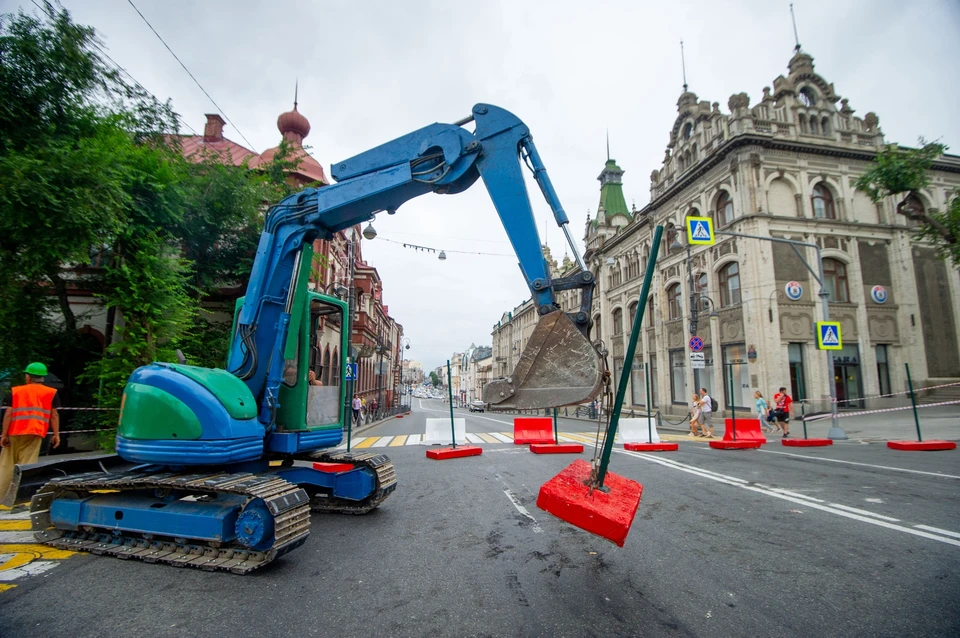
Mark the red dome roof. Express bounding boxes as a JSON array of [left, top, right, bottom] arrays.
[[277, 104, 310, 142]]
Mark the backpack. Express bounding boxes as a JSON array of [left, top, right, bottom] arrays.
[[710, 397, 719, 412]]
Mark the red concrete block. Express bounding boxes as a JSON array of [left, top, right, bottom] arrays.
[[722, 418, 767, 444], [886, 440, 957, 451], [782, 438, 833, 447], [312, 462, 356, 473], [395, 415, 404, 418], [709, 440, 762, 450], [624, 442, 679, 452], [425, 445, 483, 460], [530, 443, 584, 454], [513, 417, 555, 444], [536, 459, 642, 547]]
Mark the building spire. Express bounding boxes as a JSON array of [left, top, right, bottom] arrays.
[[606, 129, 610, 161], [680, 39, 688, 91], [790, 3, 801, 52], [294, 78, 299, 109]]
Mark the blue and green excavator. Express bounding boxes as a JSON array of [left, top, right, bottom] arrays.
[[28, 104, 603, 572]]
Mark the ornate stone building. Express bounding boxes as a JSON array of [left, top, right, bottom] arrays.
[[493, 49, 960, 417]]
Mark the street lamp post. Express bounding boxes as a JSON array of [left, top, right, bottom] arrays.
[[398, 337, 411, 409]]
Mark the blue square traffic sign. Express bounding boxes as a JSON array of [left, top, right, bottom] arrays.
[[816, 322, 842, 350], [686, 216, 714, 245], [345, 363, 358, 381]]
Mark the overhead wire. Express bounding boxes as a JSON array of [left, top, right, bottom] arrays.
[[375, 236, 516, 258], [125, 0, 260, 153]]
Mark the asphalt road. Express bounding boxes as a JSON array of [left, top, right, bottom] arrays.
[[2, 399, 959, 637]]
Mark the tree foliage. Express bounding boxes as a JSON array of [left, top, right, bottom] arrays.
[[855, 140, 960, 266]]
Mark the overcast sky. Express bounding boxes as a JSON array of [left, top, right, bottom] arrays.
[[10, 0, 960, 372]]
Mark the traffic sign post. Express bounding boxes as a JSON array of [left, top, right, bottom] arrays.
[[686, 216, 715, 245], [689, 352, 705, 370], [689, 336, 704, 352], [816, 322, 842, 350]]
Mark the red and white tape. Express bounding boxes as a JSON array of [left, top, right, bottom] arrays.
[[802, 399, 960, 422]]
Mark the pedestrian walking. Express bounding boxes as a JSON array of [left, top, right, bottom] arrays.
[[689, 394, 705, 437], [1, 363, 60, 503], [352, 393, 362, 425], [699, 387, 715, 438], [755, 391, 774, 433], [773, 387, 793, 437]]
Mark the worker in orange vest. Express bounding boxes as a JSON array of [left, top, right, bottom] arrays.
[[0, 362, 60, 503]]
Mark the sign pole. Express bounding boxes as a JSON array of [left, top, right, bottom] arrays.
[[553, 407, 559, 445], [446, 360, 456, 449], [906, 363, 922, 442], [728, 363, 737, 441]]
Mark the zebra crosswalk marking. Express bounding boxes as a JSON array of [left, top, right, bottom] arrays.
[[389, 435, 408, 447], [371, 436, 393, 448]]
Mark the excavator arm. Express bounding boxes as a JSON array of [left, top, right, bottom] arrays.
[[227, 103, 601, 424]]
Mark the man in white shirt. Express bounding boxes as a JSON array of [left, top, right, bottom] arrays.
[[699, 387, 715, 438]]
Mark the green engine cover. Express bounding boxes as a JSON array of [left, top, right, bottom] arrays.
[[119, 383, 203, 440], [165, 364, 257, 420]]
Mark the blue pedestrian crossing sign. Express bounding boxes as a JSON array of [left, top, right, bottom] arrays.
[[816, 322, 842, 350], [686, 216, 715, 245], [345, 363, 358, 381]]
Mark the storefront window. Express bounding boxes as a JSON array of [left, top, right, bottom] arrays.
[[832, 345, 864, 409], [613, 357, 624, 395], [699, 346, 715, 398], [721, 343, 751, 409], [670, 350, 687, 404], [630, 355, 646, 405], [876, 344, 891, 396], [789, 343, 806, 401], [650, 355, 659, 407]]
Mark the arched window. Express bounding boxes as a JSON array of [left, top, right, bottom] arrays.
[[811, 183, 836, 219], [821, 117, 831, 135], [322, 347, 331, 385], [719, 262, 741, 307], [798, 113, 808, 134], [692, 143, 698, 163], [647, 296, 655, 327], [628, 301, 639, 328], [331, 348, 340, 385], [823, 258, 849, 303], [591, 314, 602, 341], [715, 191, 734, 227], [667, 284, 683, 320], [809, 117, 819, 135], [682, 122, 693, 140], [612, 308, 624, 336], [799, 87, 817, 107]]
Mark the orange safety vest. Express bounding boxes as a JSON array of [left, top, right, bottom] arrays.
[[9, 384, 57, 437]]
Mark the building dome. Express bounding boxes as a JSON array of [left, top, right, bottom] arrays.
[[277, 103, 311, 144]]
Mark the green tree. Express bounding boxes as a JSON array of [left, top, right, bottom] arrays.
[[429, 371, 440, 386], [855, 141, 960, 266]]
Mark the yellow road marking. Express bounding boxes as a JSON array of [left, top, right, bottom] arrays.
[[0, 521, 31, 531], [0, 583, 15, 593], [353, 437, 378, 449], [388, 435, 408, 447], [0, 553, 37, 571], [476, 433, 500, 444], [0, 544, 76, 560]]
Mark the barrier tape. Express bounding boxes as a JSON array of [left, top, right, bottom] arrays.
[[802, 399, 960, 422], [56, 407, 120, 411], [796, 380, 960, 406]]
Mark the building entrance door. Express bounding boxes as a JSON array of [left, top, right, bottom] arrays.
[[832, 345, 864, 410]]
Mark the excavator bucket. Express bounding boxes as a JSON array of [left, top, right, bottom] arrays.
[[483, 311, 601, 410]]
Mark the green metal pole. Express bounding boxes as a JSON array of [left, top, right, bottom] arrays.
[[906, 363, 922, 442], [801, 401, 808, 440], [446, 360, 457, 449], [596, 225, 663, 488], [553, 407, 559, 445], [728, 363, 737, 441]]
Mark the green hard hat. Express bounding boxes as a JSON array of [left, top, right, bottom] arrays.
[[24, 362, 48, 377]]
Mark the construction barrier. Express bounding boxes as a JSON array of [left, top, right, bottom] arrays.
[[722, 418, 767, 444], [887, 440, 956, 452], [513, 417, 554, 444], [426, 445, 483, 460], [530, 442, 584, 454], [615, 418, 660, 444], [422, 418, 467, 446]]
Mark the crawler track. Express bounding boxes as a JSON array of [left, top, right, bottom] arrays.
[[30, 471, 311, 574], [298, 450, 397, 514]]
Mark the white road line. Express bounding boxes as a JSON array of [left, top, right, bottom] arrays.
[[619, 448, 960, 548], [463, 413, 514, 426], [0, 560, 59, 581], [914, 525, 960, 540], [0, 511, 31, 520], [768, 488, 825, 503], [0, 531, 37, 543], [371, 436, 393, 448], [465, 433, 483, 444], [407, 434, 421, 445], [490, 432, 513, 443], [500, 488, 542, 533], [633, 453, 749, 484], [826, 503, 900, 522], [755, 449, 960, 480]]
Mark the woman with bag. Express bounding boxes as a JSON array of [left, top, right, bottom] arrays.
[[755, 391, 774, 433], [689, 394, 706, 437]]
